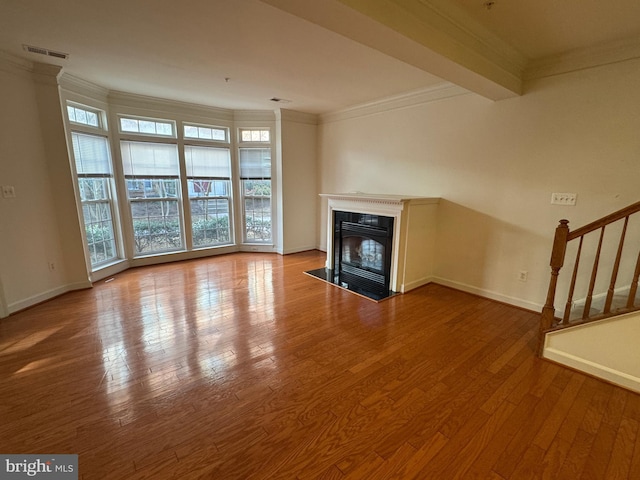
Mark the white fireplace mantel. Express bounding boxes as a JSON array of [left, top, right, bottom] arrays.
[[320, 193, 440, 293]]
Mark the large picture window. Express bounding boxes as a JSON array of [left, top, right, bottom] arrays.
[[67, 108, 276, 268], [185, 145, 232, 247], [121, 141, 183, 255], [239, 147, 272, 243], [68, 108, 120, 269]]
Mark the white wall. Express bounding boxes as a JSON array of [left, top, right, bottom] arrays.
[[277, 109, 318, 254], [0, 59, 321, 317], [3, 52, 639, 317], [318, 59, 640, 310], [544, 311, 640, 393], [0, 60, 88, 316]]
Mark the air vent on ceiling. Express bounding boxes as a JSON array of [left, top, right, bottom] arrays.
[[23, 44, 69, 60], [270, 97, 292, 104]]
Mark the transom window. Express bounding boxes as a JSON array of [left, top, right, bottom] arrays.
[[184, 123, 228, 142], [119, 116, 175, 137], [240, 128, 270, 143], [67, 105, 101, 128]]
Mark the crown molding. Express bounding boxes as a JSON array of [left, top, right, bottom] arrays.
[[0, 50, 33, 76], [410, 0, 527, 73], [31, 62, 63, 86], [277, 109, 318, 125], [525, 36, 640, 80], [233, 110, 276, 122], [109, 90, 235, 121], [59, 73, 109, 102], [319, 82, 469, 124], [262, 0, 524, 99]]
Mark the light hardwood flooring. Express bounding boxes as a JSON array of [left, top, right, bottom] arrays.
[[1, 250, 639, 479]]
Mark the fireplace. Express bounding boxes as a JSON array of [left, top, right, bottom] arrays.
[[305, 193, 440, 301], [334, 211, 394, 297]]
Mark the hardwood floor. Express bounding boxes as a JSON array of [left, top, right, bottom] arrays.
[[1, 250, 639, 479]]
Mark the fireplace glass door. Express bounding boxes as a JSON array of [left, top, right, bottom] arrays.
[[334, 211, 394, 298]]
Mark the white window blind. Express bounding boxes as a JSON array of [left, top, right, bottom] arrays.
[[121, 141, 179, 177], [239, 148, 271, 179], [72, 133, 112, 175], [185, 146, 231, 178]]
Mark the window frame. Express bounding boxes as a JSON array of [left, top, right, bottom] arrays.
[[67, 103, 104, 129], [183, 122, 229, 144], [120, 139, 185, 257], [184, 144, 234, 249], [118, 114, 177, 138], [65, 101, 123, 271], [237, 127, 273, 245]]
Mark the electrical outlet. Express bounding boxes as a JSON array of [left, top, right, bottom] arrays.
[[518, 270, 528, 282], [551, 192, 577, 205]]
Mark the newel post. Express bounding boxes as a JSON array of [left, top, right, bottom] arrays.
[[538, 219, 570, 355]]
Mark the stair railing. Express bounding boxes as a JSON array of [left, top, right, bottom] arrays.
[[539, 200, 640, 354]]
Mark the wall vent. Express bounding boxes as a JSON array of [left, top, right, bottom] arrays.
[[23, 44, 69, 60]]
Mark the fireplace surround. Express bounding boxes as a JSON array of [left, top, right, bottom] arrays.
[[310, 193, 440, 300]]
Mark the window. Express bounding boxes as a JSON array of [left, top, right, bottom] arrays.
[[184, 124, 228, 142], [66, 100, 121, 270], [71, 133, 119, 267], [121, 141, 183, 255], [68, 105, 101, 128], [239, 147, 272, 243], [240, 128, 270, 143], [120, 116, 174, 137], [185, 146, 232, 247]]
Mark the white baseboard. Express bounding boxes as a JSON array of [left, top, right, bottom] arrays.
[[8, 281, 92, 315], [280, 245, 319, 255], [430, 276, 543, 312], [543, 347, 640, 394], [401, 276, 435, 293]]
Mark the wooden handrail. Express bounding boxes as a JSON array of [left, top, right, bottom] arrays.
[[567, 200, 640, 240], [538, 201, 640, 355]]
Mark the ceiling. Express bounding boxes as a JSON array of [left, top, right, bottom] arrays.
[[1, 0, 639, 114]]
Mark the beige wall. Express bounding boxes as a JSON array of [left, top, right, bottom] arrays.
[[318, 59, 640, 310], [0, 59, 319, 316], [277, 110, 318, 254], [0, 62, 88, 315], [3, 53, 639, 317], [544, 311, 640, 393]]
